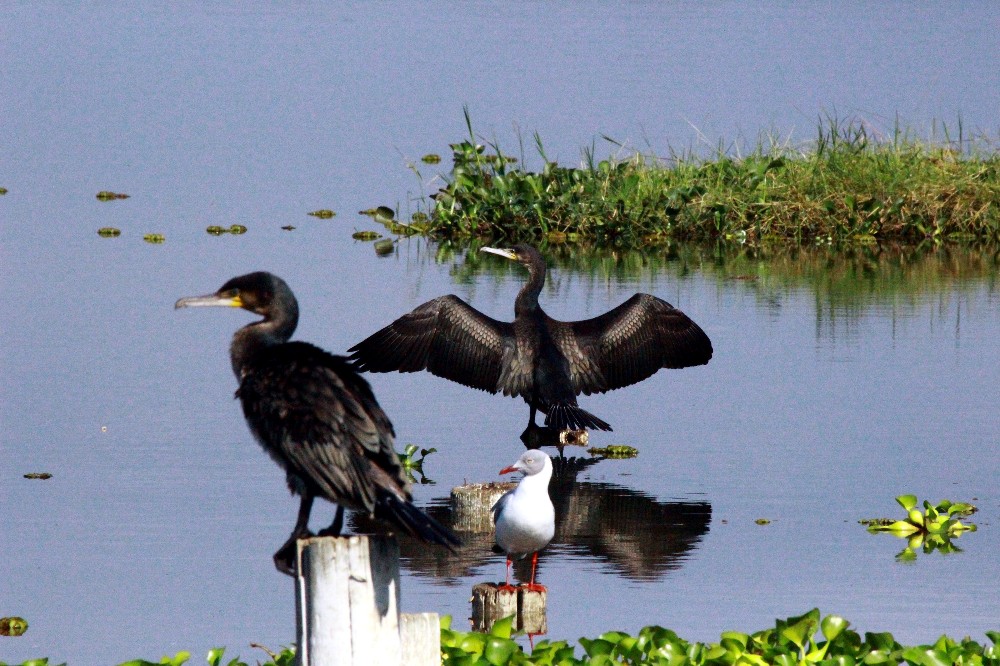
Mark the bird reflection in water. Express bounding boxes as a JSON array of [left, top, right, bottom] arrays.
[[351, 455, 712, 584]]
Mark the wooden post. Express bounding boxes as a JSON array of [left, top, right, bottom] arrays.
[[400, 612, 440, 666], [295, 535, 440, 666], [450, 482, 515, 531], [471, 583, 547, 635], [296, 536, 401, 665]]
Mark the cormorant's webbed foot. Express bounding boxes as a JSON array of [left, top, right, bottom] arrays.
[[273, 527, 314, 576]]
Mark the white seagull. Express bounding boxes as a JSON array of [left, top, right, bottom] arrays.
[[492, 450, 555, 592]]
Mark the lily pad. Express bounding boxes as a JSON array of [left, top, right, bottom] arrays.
[[23, 472, 53, 480], [0, 616, 28, 636], [308, 209, 335, 219], [97, 227, 122, 237], [143, 233, 165, 244], [352, 231, 382, 241]]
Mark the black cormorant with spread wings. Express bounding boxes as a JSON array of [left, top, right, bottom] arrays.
[[348, 245, 712, 435], [176, 272, 460, 575]]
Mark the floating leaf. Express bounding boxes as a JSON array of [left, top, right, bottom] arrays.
[[374, 239, 395, 256], [97, 227, 121, 237], [96, 191, 129, 201], [23, 472, 52, 480], [421, 153, 442, 164], [754, 518, 771, 525], [0, 616, 28, 636], [0, 187, 8, 195], [308, 209, 335, 219], [374, 206, 395, 224], [228, 224, 247, 235], [206, 226, 227, 235], [410, 211, 428, 223], [352, 231, 382, 241], [143, 233, 165, 244]]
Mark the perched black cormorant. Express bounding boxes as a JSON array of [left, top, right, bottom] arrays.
[[349, 245, 713, 435], [176, 271, 460, 575]]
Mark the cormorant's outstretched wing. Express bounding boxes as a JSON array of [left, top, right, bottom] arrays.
[[564, 293, 713, 395], [239, 343, 403, 514], [348, 295, 513, 394]]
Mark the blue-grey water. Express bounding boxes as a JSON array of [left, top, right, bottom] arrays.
[[2, 4, 999, 664]]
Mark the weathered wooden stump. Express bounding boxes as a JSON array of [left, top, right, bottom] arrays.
[[295, 535, 439, 666], [450, 482, 515, 532], [471, 583, 547, 635]]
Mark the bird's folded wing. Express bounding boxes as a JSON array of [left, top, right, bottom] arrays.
[[567, 293, 713, 394], [349, 295, 512, 394]]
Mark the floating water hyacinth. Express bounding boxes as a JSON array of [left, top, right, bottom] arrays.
[[308, 209, 335, 219], [421, 153, 441, 164], [352, 230, 381, 241], [229, 224, 247, 234], [0, 616, 28, 636], [374, 238, 395, 255], [863, 494, 977, 560], [96, 191, 129, 200], [97, 227, 121, 237], [143, 233, 165, 244], [206, 225, 227, 235], [588, 444, 638, 459]]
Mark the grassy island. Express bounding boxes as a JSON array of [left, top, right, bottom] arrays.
[[405, 114, 1000, 248]]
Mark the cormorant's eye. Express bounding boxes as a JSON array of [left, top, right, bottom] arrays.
[[220, 289, 239, 299]]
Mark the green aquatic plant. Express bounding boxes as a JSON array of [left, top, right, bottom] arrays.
[[588, 444, 638, 459], [416, 110, 1000, 247], [0, 187, 8, 195], [96, 190, 129, 200], [421, 153, 442, 164], [439, 609, 1000, 665], [374, 238, 395, 255], [97, 227, 122, 237], [307, 209, 335, 219], [397, 444, 438, 484], [206, 225, 227, 235], [142, 233, 165, 244], [113, 645, 294, 666], [0, 616, 28, 636], [23, 472, 52, 480], [352, 230, 382, 241], [863, 494, 977, 560], [228, 224, 247, 235]]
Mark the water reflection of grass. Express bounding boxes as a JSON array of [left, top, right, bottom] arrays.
[[411, 111, 1000, 247], [430, 239, 999, 305]]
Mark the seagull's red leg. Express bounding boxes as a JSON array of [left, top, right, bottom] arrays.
[[498, 555, 517, 592], [524, 551, 547, 593]]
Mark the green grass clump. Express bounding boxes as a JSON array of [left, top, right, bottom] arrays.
[[420, 111, 1000, 247]]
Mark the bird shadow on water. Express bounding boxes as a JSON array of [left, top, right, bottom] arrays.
[[351, 454, 712, 584]]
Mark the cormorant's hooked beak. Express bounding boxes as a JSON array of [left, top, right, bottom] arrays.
[[480, 246, 518, 261], [175, 292, 243, 310]]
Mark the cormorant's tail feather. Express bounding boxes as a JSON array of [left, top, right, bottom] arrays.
[[544, 403, 612, 432], [376, 494, 462, 551]]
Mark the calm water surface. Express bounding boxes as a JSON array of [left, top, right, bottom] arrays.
[[2, 3, 999, 664]]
